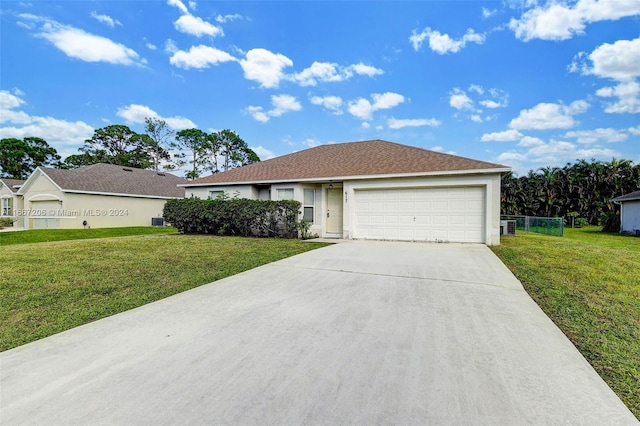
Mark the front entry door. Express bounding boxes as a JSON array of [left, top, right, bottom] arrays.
[[326, 188, 343, 234]]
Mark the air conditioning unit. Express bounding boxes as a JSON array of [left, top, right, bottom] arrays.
[[151, 217, 164, 227], [500, 220, 516, 236]]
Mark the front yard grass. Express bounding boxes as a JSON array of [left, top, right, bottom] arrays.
[[491, 227, 640, 419], [0, 234, 328, 351], [0, 226, 178, 246]]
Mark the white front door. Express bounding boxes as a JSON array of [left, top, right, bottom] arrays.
[[326, 188, 343, 234]]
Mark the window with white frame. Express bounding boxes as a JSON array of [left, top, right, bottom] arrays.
[[303, 189, 315, 222], [2, 198, 11, 216], [209, 190, 224, 199], [277, 188, 294, 200]]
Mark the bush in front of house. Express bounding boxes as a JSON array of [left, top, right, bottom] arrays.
[[163, 197, 301, 238]]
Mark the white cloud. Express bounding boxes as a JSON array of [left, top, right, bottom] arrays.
[[188, 1, 197, 11], [564, 127, 630, 144], [509, 100, 589, 130], [215, 14, 244, 23], [0, 90, 94, 150], [449, 88, 474, 110], [596, 81, 640, 113], [167, 0, 189, 15], [575, 147, 620, 158], [19, 14, 143, 66], [482, 7, 498, 18], [245, 94, 301, 123], [448, 85, 508, 121], [90, 11, 122, 27], [174, 14, 223, 37], [239, 48, 293, 89], [146, 43, 157, 50], [518, 136, 545, 147], [628, 125, 640, 135], [0, 89, 26, 111], [164, 39, 178, 54], [169, 45, 236, 69], [430, 145, 457, 155], [361, 122, 371, 129], [468, 84, 484, 95], [302, 138, 322, 148], [410, 27, 485, 54], [116, 104, 196, 129], [250, 145, 275, 160], [290, 61, 383, 86], [347, 92, 405, 120], [480, 100, 502, 108], [292, 62, 346, 86], [0, 90, 31, 124], [497, 152, 528, 162], [573, 37, 640, 81], [270, 94, 302, 117], [245, 106, 269, 123], [309, 95, 343, 115], [481, 129, 523, 142], [509, 0, 640, 41], [349, 63, 384, 77], [387, 117, 441, 129]]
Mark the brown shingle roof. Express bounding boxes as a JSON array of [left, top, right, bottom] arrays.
[[1, 179, 26, 193], [39, 164, 186, 198], [611, 190, 640, 202], [185, 140, 508, 185]]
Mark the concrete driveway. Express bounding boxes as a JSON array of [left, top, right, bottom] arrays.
[[1, 241, 636, 425]]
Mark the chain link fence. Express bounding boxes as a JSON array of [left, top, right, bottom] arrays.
[[501, 215, 564, 237]]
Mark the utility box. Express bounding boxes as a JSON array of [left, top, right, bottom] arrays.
[[500, 220, 516, 236], [151, 217, 164, 227]]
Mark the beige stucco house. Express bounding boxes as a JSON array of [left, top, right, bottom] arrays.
[[6, 163, 186, 229], [182, 140, 510, 245], [1, 178, 25, 227], [611, 190, 640, 234]]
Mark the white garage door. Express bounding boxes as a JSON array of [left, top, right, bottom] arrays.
[[29, 200, 61, 229], [354, 187, 485, 243]]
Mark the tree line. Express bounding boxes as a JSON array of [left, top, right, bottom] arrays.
[[501, 159, 640, 230], [0, 118, 259, 180]]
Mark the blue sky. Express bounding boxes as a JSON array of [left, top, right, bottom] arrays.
[[1, 0, 639, 176]]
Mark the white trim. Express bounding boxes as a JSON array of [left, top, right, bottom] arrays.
[[178, 167, 511, 188], [27, 194, 63, 202], [0, 194, 13, 199], [59, 189, 179, 199]]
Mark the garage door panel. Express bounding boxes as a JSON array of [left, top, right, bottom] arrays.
[[354, 187, 485, 243], [370, 215, 384, 224]]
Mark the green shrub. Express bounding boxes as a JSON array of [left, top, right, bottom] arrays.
[[163, 197, 301, 238], [0, 217, 15, 229]]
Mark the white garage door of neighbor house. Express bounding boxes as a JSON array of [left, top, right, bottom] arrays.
[[29, 200, 61, 229], [354, 187, 486, 243]]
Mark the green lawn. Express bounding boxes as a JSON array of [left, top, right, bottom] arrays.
[[491, 227, 640, 419], [0, 226, 178, 246], [0, 233, 328, 351]]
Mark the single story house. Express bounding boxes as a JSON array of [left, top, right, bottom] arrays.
[[1, 178, 26, 223], [611, 190, 640, 234], [181, 140, 510, 245], [6, 163, 186, 229]]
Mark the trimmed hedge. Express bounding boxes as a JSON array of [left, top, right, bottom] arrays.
[[163, 197, 301, 238]]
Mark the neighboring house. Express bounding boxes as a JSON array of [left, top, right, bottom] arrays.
[[1, 178, 26, 227], [611, 190, 640, 234], [12, 163, 186, 230], [182, 140, 510, 245]]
